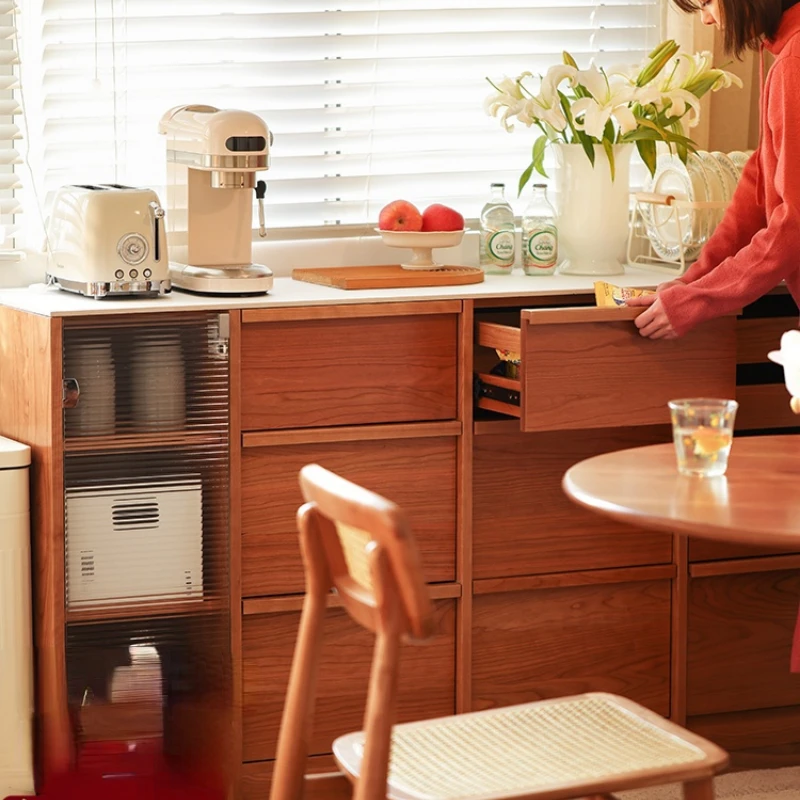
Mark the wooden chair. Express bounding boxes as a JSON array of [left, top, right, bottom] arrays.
[[269, 464, 729, 800]]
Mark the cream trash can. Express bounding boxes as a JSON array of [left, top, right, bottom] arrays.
[[0, 436, 34, 798]]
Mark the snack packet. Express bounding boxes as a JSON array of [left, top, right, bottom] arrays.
[[594, 281, 656, 308]]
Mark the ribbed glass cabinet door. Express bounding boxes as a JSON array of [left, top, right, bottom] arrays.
[[60, 312, 232, 784]]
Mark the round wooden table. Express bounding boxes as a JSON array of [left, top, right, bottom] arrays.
[[563, 434, 800, 548]]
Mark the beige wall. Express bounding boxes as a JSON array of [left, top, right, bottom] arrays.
[[666, 5, 761, 152]]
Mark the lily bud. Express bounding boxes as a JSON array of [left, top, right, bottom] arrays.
[[636, 40, 679, 87], [563, 50, 578, 69]]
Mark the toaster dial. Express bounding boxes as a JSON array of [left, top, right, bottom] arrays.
[[118, 232, 149, 266]]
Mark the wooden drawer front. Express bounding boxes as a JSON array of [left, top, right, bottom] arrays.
[[689, 706, 800, 761], [242, 601, 456, 761], [242, 756, 337, 800], [242, 437, 457, 596], [241, 312, 458, 431], [477, 308, 735, 432], [736, 384, 800, 431], [687, 570, 800, 717], [472, 579, 671, 716], [689, 537, 799, 562], [473, 428, 672, 579], [737, 316, 798, 364]]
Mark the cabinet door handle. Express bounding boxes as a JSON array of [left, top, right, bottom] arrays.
[[62, 378, 80, 408]]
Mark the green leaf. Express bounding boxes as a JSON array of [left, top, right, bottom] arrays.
[[602, 138, 616, 181], [557, 90, 579, 143], [518, 162, 535, 197], [636, 139, 658, 178], [576, 130, 596, 166], [603, 119, 616, 145], [619, 128, 662, 142], [532, 134, 549, 178]]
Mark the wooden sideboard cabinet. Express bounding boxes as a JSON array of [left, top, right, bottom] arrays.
[[2, 288, 799, 800]]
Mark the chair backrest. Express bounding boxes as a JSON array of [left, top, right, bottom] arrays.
[[297, 463, 435, 640], [269, 465, 435, 800]]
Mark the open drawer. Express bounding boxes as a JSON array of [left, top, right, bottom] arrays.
[[475, 306, 736, 432]]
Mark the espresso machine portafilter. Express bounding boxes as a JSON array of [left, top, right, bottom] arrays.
[[158, 104, 273, 295]]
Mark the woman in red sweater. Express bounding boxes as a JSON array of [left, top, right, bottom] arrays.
[[627, 0, 800, 339]]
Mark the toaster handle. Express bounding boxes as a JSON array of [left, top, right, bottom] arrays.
[[149, 201, 165, 262]]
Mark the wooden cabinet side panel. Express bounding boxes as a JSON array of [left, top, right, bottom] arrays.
[[687, 570, 800, 717], [520, 316, 736, 432], [242, 438, 457, 597], [0, 307, 70, 781], [473, 429, 673, 579], [242, 601, 456, 761], [472, 580, 672, 717], [240, 314, 459, 431]]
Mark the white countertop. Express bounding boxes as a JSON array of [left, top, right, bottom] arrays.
[[0, 267, 672, 317]]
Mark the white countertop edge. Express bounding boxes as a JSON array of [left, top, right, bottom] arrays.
[[0, 266, 672, 317]]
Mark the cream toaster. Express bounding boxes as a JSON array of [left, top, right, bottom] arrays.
[[46, 184, 171, 298]]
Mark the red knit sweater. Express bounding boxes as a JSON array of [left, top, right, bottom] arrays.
[[658, 5, 800, 335]]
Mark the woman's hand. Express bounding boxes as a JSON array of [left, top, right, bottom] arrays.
[[624, 294, 678, 339], [624, 280, 681, 339]]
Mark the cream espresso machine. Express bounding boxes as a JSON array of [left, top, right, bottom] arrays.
[[158, 104, 273, 294]]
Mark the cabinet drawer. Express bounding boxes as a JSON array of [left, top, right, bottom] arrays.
[[241, 436, 457, 596], [472, 576, 671, 716], [241, 305, 459, 431], [736, 384, 800, 431], [242, 601, 456, 761], [737, 315, 798, 365], [689, 537, 799, 562], [475, 307, 735, 432], [687, 569, 800, 716], [473, 428, 672, 579]]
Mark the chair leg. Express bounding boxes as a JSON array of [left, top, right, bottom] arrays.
[[682, 778, 715, 800]]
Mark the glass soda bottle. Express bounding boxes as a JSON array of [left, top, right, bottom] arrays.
[[521, 183, 558, 276], [479, 183, 516, 275]]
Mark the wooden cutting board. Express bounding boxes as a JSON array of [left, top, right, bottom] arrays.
[[292, 264, 484, 290]]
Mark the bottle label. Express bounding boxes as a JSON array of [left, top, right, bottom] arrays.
[[482, 229, 515, 267], [524, 226, 557, 269]]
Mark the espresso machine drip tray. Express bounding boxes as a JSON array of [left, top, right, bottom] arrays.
[[169, 262, 273, 295]]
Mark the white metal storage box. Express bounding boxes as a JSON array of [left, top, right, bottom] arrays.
[[66, 475, 204, 607]]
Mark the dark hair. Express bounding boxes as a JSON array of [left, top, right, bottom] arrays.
[[670, 0, 799, 57]]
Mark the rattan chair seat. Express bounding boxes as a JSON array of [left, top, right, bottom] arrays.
[[334, 693, 724, 800]]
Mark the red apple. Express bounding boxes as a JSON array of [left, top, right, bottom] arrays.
[[378, 200, 423, 231], [421, 204, 464, 232]]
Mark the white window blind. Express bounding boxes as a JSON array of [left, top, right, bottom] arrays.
[[21, 0, 662, 239], [0, 0, 21, 252]]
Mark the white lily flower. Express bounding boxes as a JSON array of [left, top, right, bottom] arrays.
[[571, 66, 637, 139], [484, 74, 531, 131], [635, 82, 702, 127], [540, 64, 578, 105]]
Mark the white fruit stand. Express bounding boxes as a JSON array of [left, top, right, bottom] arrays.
[[0, 435, 34, 798]]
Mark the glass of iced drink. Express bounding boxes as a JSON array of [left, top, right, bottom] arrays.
[[668, 398, 739, 477]]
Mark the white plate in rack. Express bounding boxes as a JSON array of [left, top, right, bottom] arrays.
[[728, 150, 755, 177], [642, 154, 707, 263], [712, 151, 740, 201], [697, 151, 727, 234]]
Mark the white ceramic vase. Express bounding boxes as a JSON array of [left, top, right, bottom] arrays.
[[554, 142, 634, 276]]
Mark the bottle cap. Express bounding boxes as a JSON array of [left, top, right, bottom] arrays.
[[490, 182, 505, 188], [533, 183, 547, 189]]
